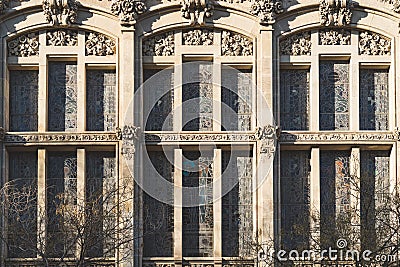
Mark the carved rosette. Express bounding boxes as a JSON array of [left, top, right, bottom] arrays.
[[319, 29, 351, 45], [221, 30, 253, 56], [181, 0, 214, 26], [250, 0, 283, 25], [111, 0, 147, 26], [280, 31, 311, 56], [118, 125, 140, 159], [255, 125, 279, 157], [8, 32, 40, 57], [183, 29, 213, 45], [319, 0, 353, 27], [359, 31, 391, 55], [42, 0, 78, 26], [46, 29, 78, 46], [86, 32, 116, 56], [143, 31, 175, 56]]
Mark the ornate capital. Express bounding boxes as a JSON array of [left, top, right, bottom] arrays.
[[42, 0, 78, 26], [111, 0, 147, 26], [250, 0, 283, 25], [319, 0, 353, 27], [255, 125, 279, 157], [181, 0, 214, 26]]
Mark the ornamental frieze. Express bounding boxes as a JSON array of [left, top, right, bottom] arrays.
[[46, 29, 78, 46], [145, 132, 257, 142], [319, 0, 353, 27], [4, 132, 120, 143], [250, 0, 283, 25], [183, 29, 214, 45], [111, 0, 147, 25], [280, 132, 398, 143], [319, 29, 351, 45], [8, 32, 40, 57], [42, 0, 78, 26], [280, 31, 311, 56], [359, 31, 391, 55], [85, 32, 116, 56], [143, 31, 175, 56], [221, 30, 253, 56]]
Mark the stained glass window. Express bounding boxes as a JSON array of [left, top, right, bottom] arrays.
[[280, 69, 310, 130], [222, 150, 253, 256], [320, 151, 351, 247], [359, 69, 389, 130], [222, 69, 252, 131], [182, 151, 213, 257], [9, 70, 38, 132], [85, 151, 116, 257], [86, 70, 116, 131], [47, 152, 77, 257], [7, 151, 38, 258], [280, 150, 310, 251], [143, 151, 174, 257], [182, 63, 213, 131], [48, 62, 77, 131], [144, 68, 174, 131], [319, 61, 349, 130]]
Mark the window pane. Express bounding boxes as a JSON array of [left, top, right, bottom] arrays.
[[280, 150, 310, 251], [86, 70, 116, 131], [359, 69, 389, 130], [9, 70, 38, 131], [48, 62, 77, 131], [222, 69, 252, 131], [280, 69, 309, 130], [319, 61, 349, 130], [7, 151, 37, 258]]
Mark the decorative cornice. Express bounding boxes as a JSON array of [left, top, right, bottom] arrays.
[[280, 31, 311, 56], [255, 125, 279, 157], [359, 31, 391, 55], [46, 29, 78, 46], [143, 31, 175, 56], [42, 0, 78, 26], [319, 29, 351, 45], [280, 131, 398, 143], [111, 0, 147, 26], [250, 0, 283, 25], [4, 132, 119, 144], [319, 0, 353, 27], [145, 132, 257, 143], [221, 30, 253, 56], [183, 29, 214, 45], [181, 0, 214, 25], [85, 32, 116, 56], [8, 32, 40, 57]]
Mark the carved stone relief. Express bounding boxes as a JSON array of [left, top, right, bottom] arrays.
[[46, 29, 78, 46], [85, 32, 116, 56], [319, 0, 353, 26], [8, 32, 40, 57], [181, 0, 214, 25], [4, 132, 120, 143], [221, 30, 253, 56], [280, 31, 311, 56], [359, 31, 391, 55], [183, 29, 213, 45], [118, 125, 140, 159], [111, 0, 147, 25], [279, 132, 397, 143], [319, 29, 351, 45], [42, 0, 78, 26], [143, 31, 175, 56], [250, 0, 283, 25], [255, 125, 279, 157]]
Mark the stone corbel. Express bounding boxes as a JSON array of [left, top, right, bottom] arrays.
[[111, 0, 147, 26], [181, 0, 215, 26], [319, 0, 353, 27], [255, 125, 279, 158], [42, 0, 78, 26], [117, 126, 141, 159], [250, 0, 284, 25]]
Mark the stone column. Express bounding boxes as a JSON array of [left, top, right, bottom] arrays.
[[350, 147, 361, 248], [213, 149, 222, 266], [309, 31, 319, 132], [37, 148, 47, 256], [310, 147, 320, 250], [77, 32, 86, 132], [174, 149, 183, 266], [76, 148, 86, 257], [38, 31, 48, 132]]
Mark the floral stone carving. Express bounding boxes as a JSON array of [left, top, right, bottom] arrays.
[[183, 29, 213, 45], [143, 31, 175, 56], [42, 0, 78, 26], [359, 31, 391, 55], [319, 29, 351, 45], [8, 32, 40, 57], [86, 32, 116, 56], [111, 0, 147, 25], [280, 31, 311, 56], [181, 0, 214, 25], [250, 0, 283, 25], [47, 29, 78, 46], [319, 0, 353, 27], [221, 30, 253, 56], [255, 125, 279, 157]]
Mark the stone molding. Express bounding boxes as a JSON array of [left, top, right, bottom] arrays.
[[111, 0, 147, 25], [181, 0, 214, 25], [145, 132, 257, 143], [250, 0, 283, 25], [280, 131, 398, 143], [42, 0, 79, 26], [4, 132, 120, 143], [319, 0, 353, 27]]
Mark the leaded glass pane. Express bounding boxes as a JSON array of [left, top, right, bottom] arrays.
[[280, 150, 310, 251], [86, 70, 116, 131], [280, 69, 309, 130], [320, 151, 351, 247], [9, 70, 38, 132], [48, 62, 77, 131], [183, 151, 213, 257], [182, 63, 213, 131], [144, 68, 174, 131], [47, 152, 77, 257], [7, 151, 37, 258], [86, 151, 116, 257], [222, 69, 252, 131], [359, 69, 389, 130], [143, 151, 174, 257], [222, 150, 253, 257], [319, 61, 349, 130]]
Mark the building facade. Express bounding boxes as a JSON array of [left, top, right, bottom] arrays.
[[0, 0, 399, 266]]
